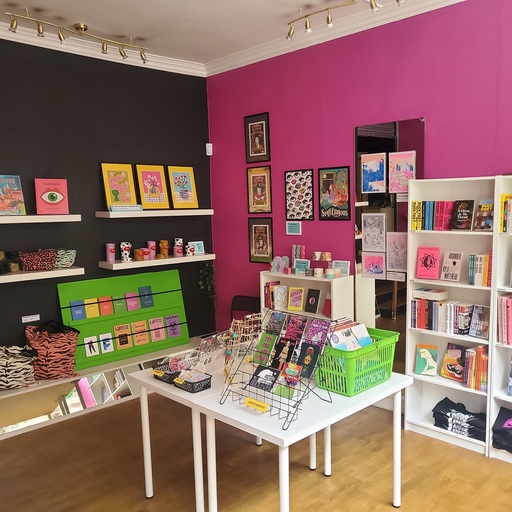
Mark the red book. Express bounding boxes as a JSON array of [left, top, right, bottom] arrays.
[[416, 246, 441, 280], [98, 296, 113, 316], [34, 178, 69, 214]]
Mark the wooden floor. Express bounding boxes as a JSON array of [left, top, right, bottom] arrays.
[[1, 390, 512, 512]]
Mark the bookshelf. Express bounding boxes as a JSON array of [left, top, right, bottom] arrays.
[[405, 177, 495, 455]]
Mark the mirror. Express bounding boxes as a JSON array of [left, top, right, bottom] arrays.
[[354, 119, 425, 373]]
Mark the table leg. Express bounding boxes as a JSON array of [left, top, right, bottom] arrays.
[[323, 426, 331, 476], [191, 409, 205, 512], [206, 415, 218, 512], [309, 433, 316, 470], [255, 436, 262, 446], [278, 446, 290, 512], [393, 390, 401, 508], [139, 387, 153, 498]]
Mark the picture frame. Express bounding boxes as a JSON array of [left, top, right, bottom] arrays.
[[362, 252, 387, 280], [389, 151, 416, 194], [188, 241, 205, 255], [361, 213, 386, 252], [386, 232, 408, 272], [136, 164, 170, 209], [288, 287, 305, 311], [286, 221, 302, 236], [101, 163, 138, 209], [293, 258, 310, 274], [331, 260, 351, 276], [285, 169, 314, 220], [318, 166, 350, 220], [248, 217, 273, 263], [247, 165, 272, 213], [167, 166, 199, 209], [245, 112, 271, 163], [361, 153, 387, 194]]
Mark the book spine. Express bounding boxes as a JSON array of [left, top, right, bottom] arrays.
[[420, 201, 425, 230], [487, 251, 493, 287], [507, 297, 512, 346]]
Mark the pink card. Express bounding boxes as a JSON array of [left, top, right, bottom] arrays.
[[34, 178, 69, 214]]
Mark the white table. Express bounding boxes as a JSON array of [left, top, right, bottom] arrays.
[[129, 369, 412, 512]]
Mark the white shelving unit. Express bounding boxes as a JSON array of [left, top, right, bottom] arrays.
[[98, 253, 215, 270], [95, 209, 213, 218], [260, 271, 354, 321], [0, 214, 81, 224], [405, 177, 495, 455]]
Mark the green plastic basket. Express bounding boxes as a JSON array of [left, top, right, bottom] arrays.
[[316, 327, 399, 397]]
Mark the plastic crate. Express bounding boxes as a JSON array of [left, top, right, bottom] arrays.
[[316, 327, 399, 397]]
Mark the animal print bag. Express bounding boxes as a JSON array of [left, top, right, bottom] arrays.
[[0, 345, 38, 389], [25, 321, 80, 380]]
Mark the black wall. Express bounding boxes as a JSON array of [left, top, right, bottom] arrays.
[[0, 39, 215, 346]]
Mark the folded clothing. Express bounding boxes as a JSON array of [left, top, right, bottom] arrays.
[[432, 397, 486, 441]]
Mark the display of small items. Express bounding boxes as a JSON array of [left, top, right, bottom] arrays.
[[105, 239, 204, 262], [0, 250, 20, 274]]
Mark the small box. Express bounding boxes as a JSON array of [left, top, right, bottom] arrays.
[[173, 373, 212, 393], [152, 363, 180, 385]]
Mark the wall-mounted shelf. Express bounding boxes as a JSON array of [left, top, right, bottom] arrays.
[[95, 209, 214, 219], [0, 214, 81, 224], [0, 266, 85, 284], [98, 253, 216, 270]]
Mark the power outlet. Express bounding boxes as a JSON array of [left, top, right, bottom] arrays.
[[22, 314, 40, 323]]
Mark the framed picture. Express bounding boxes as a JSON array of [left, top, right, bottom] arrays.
[[286, 221, 302, 235], [331, 260, 351, 276], [361, 213, 386, 252], [386, 232, 408, 272], [293, 258, 310, 274], [247, 166, 272, 213], [189, 241, 205, 255], [248, 217, 273, 263], [285, 169, 314, 220], [167, 166, 199, 209], [101, 163, 137, 209], [318, 166, 350, 220], [389, 151, 416, 193], [136, 164, 169, 209], [361, 152, 386, 194], [245, 112, 271, 163], [362, 252, 386, 280]]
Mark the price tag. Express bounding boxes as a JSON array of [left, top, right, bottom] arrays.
[[243, 397, 269, 413]]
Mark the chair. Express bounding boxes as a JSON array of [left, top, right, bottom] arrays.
[[230, 295, 260, 320]]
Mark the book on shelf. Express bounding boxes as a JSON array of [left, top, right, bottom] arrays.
[[462, 345, 488, 391], [415, 344, 438, 376], [283, 314, 308, 342], [416, 246, 441, 279], [304, 318, 331, 348], [263, 310, 288, 335], [440, 251, 463, 282], [0, 175, 26, 215], [499, 193, 512, 232], [34, 178, 69, 215], [253, 332, 278, 366], [440, 342, 467, 382], [411, 200, 455, 231], [288, 287, 305, 311], [468, 304, 490, 339], [273, 285, 288, 310], [303, 288, 321, 314], [473, 199, 494, 230], [451, 199, 475, 230], [264, 280, 280, 309], [469, 252, 492, 287], [248, 365, 280, 392], [412, 288, 448, 301], [497, 294, 512, 345], [322, 292, 332, 317]]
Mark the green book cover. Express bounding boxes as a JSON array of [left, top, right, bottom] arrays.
[[415, 344, 438, 376], [112, 295, 127, 314]]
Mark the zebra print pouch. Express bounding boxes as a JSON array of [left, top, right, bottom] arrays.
[[0, 345, 37, 389]]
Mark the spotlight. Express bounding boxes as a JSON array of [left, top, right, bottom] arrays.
[[326, 10, 333, 28], [396, 0, 405, 4], [140, 49, 148, 63], [119, 46, 127, 59], [286, 25, 295, 41], [9, 16, 17, 33], [37, 21, 44, 37], [305, 17, 312, 33], [101, 40, 108, 54], [58, 28, 65, 43], [369, 0, 381, 13]]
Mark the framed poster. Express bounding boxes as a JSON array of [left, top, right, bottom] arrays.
[[361, 153, 386, 194], [386, 232, 408, 272], [247, 166, 272, 213], [286, 221, 302, 235], [389, 151, 416, 193], [248, 217, 273, 263], [361, 212, 386, 252], [136, 164, 170, 209], [101, 163, 137, 209], [362, 252, 386, 280], [285, 169, 314, 220], [167, 166, 199, 209], [245, 112, 270, 163], [318, 166, 350, 220]]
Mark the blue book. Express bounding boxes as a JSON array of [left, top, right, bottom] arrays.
[[139, 285, 154, 308], [70, 300, 86, 321]]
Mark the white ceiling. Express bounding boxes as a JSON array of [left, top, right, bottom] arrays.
[[0, 0, 465, 76]]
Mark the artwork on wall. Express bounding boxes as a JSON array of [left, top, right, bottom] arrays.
[[245, 112, 271, 163], [167, 166, 199, 209], [285, 169, 314, 220], [136, 164, 170, 209], [34, 178, 69, 215], [101, 163, 138, 209], [248, 217, 273, 263], [362, 252, 386, 280], [247, 165, 272, 213], [386, 232, 408, 272], [361, 153, 386, 194], [361, 213, 386, 252], [286, 221, 302, 235], [318, 166, 350, 220], [389, 151, 416, 193]]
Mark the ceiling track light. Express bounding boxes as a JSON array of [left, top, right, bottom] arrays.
[[285, 24, 295, 41], [326, 10, 333, 28], [369, 0, 382, 13], [305, 17, 312, 33], [4, 10, 149, 63]]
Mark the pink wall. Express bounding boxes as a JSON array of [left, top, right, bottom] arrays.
[[207, 0, 512, 330]]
